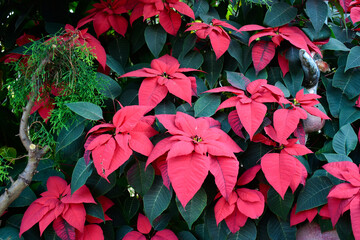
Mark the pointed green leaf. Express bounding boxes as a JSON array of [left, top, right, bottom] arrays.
[[325, 79, 353, 118], [71, 158, 94, 194], [145, 25, 167, 58], [322, 153, 352, 162], [296, 176, 333, 212], [87, 171, 117, 197], [179, 51, 204, 69], [332, 124, 357, 156], [122, 197, 140, 222], [127, 161, 155, 196], [193, 0, 209, 18], [178, 231, 197, 240], [339, 104, 360, 127], [106, 54, 125, 75], [332, 66, 360, 99], [194, 93, 220, 117], [66, 102, 103, 121], [9, 187, 36, 207], [321, 38, 350, 51], [108, 37, 129, 67], [282, 62, 303, 97], [306, 0, 328, 33], [176, 188, 207, 229], [0, 226, 24, 240], [143, 176, 173, 224], [267, 188, 294, 220], [205, 208, 230, 240], [96, 72, 122, 100], [56, 117, 85, 154], [345, 46, 360, 71], [264, 3, 297, 27], [227, 220, 257, 240], [267, 215, 296, 240], [202, 51, 223, 88], [85, 202, 105, 222]]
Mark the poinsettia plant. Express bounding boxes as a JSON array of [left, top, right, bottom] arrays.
[[2, 0, 360, 239]]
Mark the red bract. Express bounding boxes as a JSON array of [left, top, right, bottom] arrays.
[[130, 0, 194, 35], [76, 224, 104, 240], [185, 19, 239, 59], [323, 161, 360, 240], [214, 165, 265, 233], [239, 24, 322, 75], [205, 79, 286, 140], [123, 213, 178, 240], [60, 24, 106, 69], [77, 0, 135, 37], [85, 105, 157, 180], [120, 54, 198, 109], [146, 112, 242, 207], [290, 204, 330, 226], [272, 89, 330, 144], [19, 176, 95, 237], [0, 33, 38, 63]]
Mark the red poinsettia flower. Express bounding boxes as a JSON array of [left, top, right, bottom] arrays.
[[19, 176, 96, 237], [85, 105, 157, 180], [239, 24, 322, 75], [185, 19, 239, 59], [323, 161, 360, 240], [123, 213, 178, 240], [30, 84, 63, 123], [120, 54, 198, 109], [77, 0, 135, 37], [272, 88, 330, 144], [60, 24, 106, 69], [290, 204, 330, 226], [76, 224, 104, 240], [254, 125, 311, 198], [214, 165, 265, 233], [205, 79, 286, 140], [146, 112, 242, 207], [130, 0, 194, 35], [0, 33, 38, 63]]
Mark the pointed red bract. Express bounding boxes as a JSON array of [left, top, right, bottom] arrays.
[[121, 55, 198, 109], [290, 204, 318, 226], [252, 40, 276, 74], [76, 224, 104, 240], [146, 112, 241, 207], [19, 177, 95, 237], [137, 213, 152, 234]]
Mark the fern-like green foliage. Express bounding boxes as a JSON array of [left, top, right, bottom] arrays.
[[6, 33, 106, 150]]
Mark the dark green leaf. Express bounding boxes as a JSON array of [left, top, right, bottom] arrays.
[[127, 161, 155, 196], [96, 72, 122, 99], [85, 202, 105, 222], [153, 213, 172, 231], [71, 158, 93, 194], [145, 25, 167, 58], [87, 171, 117, 197], [106, 54, 125, 75], [332, 124, 357, 156], [306, 0, 328, 33], [108, 38, 129, 67], [130, 20, 146, 54], [325, 79, 354, 118], [267, 215, 296, 240], [226, 71, 249, 90], [116, 226, 133, 240], [177, 103, 194, 115], [195, 223, 211, 240], [283, 62, 303, 97], [205, 208, 230, 240], [339, 104, 360, 127], [179, 51, 204, 69], [43, 228, 62, 240], [275, 81, 290, 97], [323, 153, 352, 162], [179, 34, 197, 59], [32, 159, 64, 182], [321, 38, 350, 51], [296, 176, 333, 212], [143, 176, 172, 224], [202, 51, 223, 88], [241, 143, 273, 169], [0, 226, 24, 240], [263, 3, 297, 27], [122, 197, 140, 222], [227, 220, 257, 240], [332, 66, 360, 99], [267, 188, 294, 220], [345, 46, 360, 71], [176, 188, 207, 229], [178, 231, 197, 240], [56, 117, 85, 154], [119, 88, 139, 106], [66, 102, 103, 121], [155, 100, 176, 115], [228, 43, 252, 73], [245, 68, 267, 82], [9, 187, 36, 207], [194, 93, 221, 117], [193, 0, 210, 17]]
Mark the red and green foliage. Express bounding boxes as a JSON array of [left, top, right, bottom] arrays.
[[1, 0, 360, 239]]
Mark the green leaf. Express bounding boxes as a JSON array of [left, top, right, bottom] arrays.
[[263, 3, 297, 27], [345, 46, 360, 71], [267, 188, 294, 220], [106, 54, 125, 75], [87, 171, 117, 197], [202, 51, 224, 88], [127, 161, 155, 196], [9, 187, 36, 207], [339, 104, 360, 127], [122, 197, 140, 222], [130, 20, 146, 54], [119, 88, 139, 106], [108, 37, 129, 67], [282, 62, 303, 97], [296, 176, 333, 212], [193, 0, 209, 18], [321, 38, 350, 51], [332, 66, 360, 99], [241, 143, 273, 169], [228, 42, 252, 73], [155, 100, 176, 115], [325, 79, 354, 118], [267, 215, 296, 240], [96, 72, 122, 99], [153, 213, 172, 231], [179, 34, 197, 59], [205, 208, 230, 240], [194, 93, 221, 117], [0, 226, 24, 240], [178, 231, 197, 240], [85, 202, 105, 222], [306, 0, 328, 33], [145, 25, 167, 58], [56, 117, 85, 154], [245, 68, 268, 82], [226, 71, 249, 90], [176, 188, 207, 229], [322, 153, 352, 162], [71, 158, 93, 194], [227, 220, 257, 240], [32, 159, 65, 182], [143, 176, 172, 224], [66, 102, 103, 121], [332, 124, 357, 156], [116, 226, 133, 240], [179, 51, 204, 69], [195, 223, 211, 240]]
